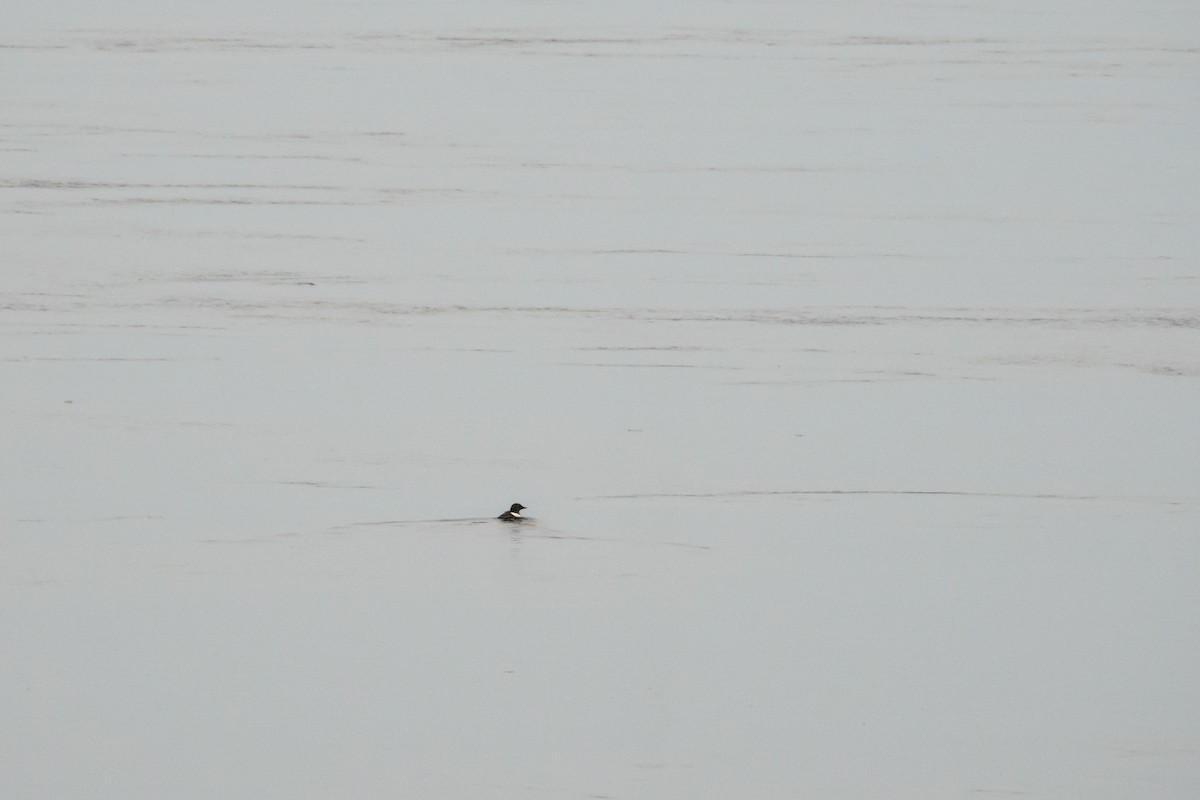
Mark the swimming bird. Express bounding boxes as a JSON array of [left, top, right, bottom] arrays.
[[498, 503, 526, 520]]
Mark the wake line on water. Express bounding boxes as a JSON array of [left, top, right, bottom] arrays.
[[589, 489, 1194, 505], [335, 518, 710, 550]]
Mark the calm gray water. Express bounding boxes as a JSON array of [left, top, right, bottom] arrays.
[[3, 1, 1199, 798]]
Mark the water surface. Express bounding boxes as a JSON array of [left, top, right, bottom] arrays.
[[3, 1, 1199, 798]]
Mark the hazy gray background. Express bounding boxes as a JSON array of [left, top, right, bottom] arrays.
[[3, 1, 1198, 797]]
